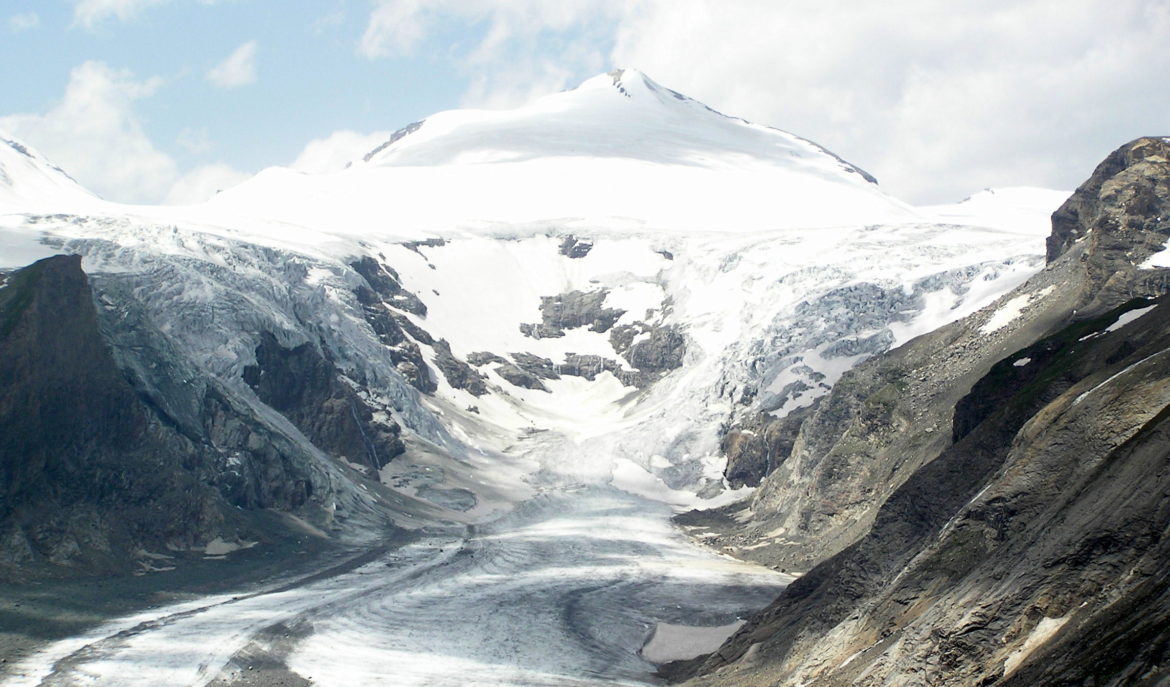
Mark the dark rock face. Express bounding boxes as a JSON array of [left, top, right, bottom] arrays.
[[493, 362, 550, 392], [430, 339, 488, 396], [558, 235, 593, 259], [242, 332, 405, 472], [1048, 137, 1170, 262], [0, 257, 227, 573], [350, 256, 427, 317], [520, 290, 625, 339], [619, 324, 686, 373], [721, 403, 818, 488], [510, 352, 560, 380], [402, 238, 446, 255], [0, 256, 403, 577], [1047, 137, 1170, 312], [677, 297, 1170, 686], [673, 139, 1170, 687], [467, 351, 506, 367], [349, 258, 435, 393], [557, 353, 644, 387], [363, 120, 424, 162]]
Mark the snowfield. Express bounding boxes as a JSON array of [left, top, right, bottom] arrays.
[[0, 69, 1070, 686]]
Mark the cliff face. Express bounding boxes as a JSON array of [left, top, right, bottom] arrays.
[[673, 138, 1170, 685], [0, 256, 226, 571], [1049, 136, 1170, 311], [0, 256, 400, 578]]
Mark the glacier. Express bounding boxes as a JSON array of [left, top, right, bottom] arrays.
[[0, 69, 1068, 686]]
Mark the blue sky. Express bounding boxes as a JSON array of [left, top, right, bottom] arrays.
[[2, 1, 1168, 205]]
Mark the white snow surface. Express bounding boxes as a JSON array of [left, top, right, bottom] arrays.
[[1003, 615, 1071, 675], [204, 69, 917, 234], [922, 187, 1070, 235], [1105, 304, 1158, 332], [0, 70, 1074, 687], [0, 134, 97, 213], [1141, 237, 1170, 268]]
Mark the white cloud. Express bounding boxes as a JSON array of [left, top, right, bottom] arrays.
[[314, 9, 345, 33], [291, 130, 392, 174], [607, 0, 1170, 202], [359, 0, 618, 108], [166, 162, 250, 203], [7, 12, 40, 31], [72, 0, 171, 28], [176, 126, 211, 154], [359, 0, 428, 58], [0, 61, 247, 205], [207, 41, 258, 89], [0, 61, 176, 203], [72, 0, 225, 29]]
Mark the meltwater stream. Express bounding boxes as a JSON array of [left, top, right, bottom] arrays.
[[5, 485, 789, 686]]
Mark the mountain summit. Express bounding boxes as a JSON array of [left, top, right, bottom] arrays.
[[208, 69, 916, 233], [361, 68, 877, 184]]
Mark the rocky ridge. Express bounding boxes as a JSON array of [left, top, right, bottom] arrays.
[[670, 137, 1170, 686]]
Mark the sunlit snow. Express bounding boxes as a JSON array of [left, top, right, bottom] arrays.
[[0, 70, 1074, 686]]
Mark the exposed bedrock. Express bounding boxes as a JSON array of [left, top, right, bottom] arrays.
[[243, 332, 406, 472], [0, 258, 247, 574], [672, 137, 1170, 687], [349, 258, 436, 393], [430, 338, 489, 397], [0, 256, 400, 577], [520, 289, 625, 339]]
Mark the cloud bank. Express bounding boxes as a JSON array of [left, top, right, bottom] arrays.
[[0, 61, 247, 204]]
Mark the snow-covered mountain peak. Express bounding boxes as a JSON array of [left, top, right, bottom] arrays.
[[577, 67, 684, 101], [359, 68, 869, 178], [211, 70, 913, 233], [0, 132, 95, 211]]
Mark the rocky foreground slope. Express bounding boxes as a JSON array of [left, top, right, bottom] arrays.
[[669, 137, 1170, 685]]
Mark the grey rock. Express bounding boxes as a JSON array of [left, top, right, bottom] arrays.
[[466, 351, 506, 366], [558, 236, 593, 259], [430, 339, 488, 396], [510, 352, 560, 380], [242, 332, 405, 472], [623, 324, 685, 372], [349, 259, 436, 393], [1047, 136, 1170, 314], [556, 353, 647, 388], [363, 120, 424, 162], [0, 257, 232, 575], [672, 138, 1170, 687], [350, 256, 427, 317], [493, 363, 549, 392], [402, 238, 446, 256], [520, 289, 624, 339]]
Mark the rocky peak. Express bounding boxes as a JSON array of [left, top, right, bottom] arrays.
[[1044, 136, 1170, 315], [1048, 137, 1170, 261]]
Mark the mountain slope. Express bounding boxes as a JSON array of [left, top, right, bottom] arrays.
[[204, 69, 916, 234], [0, 71, 1081, 686], [669, 137, 1170, 686], [0, 135, 94, 210]]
